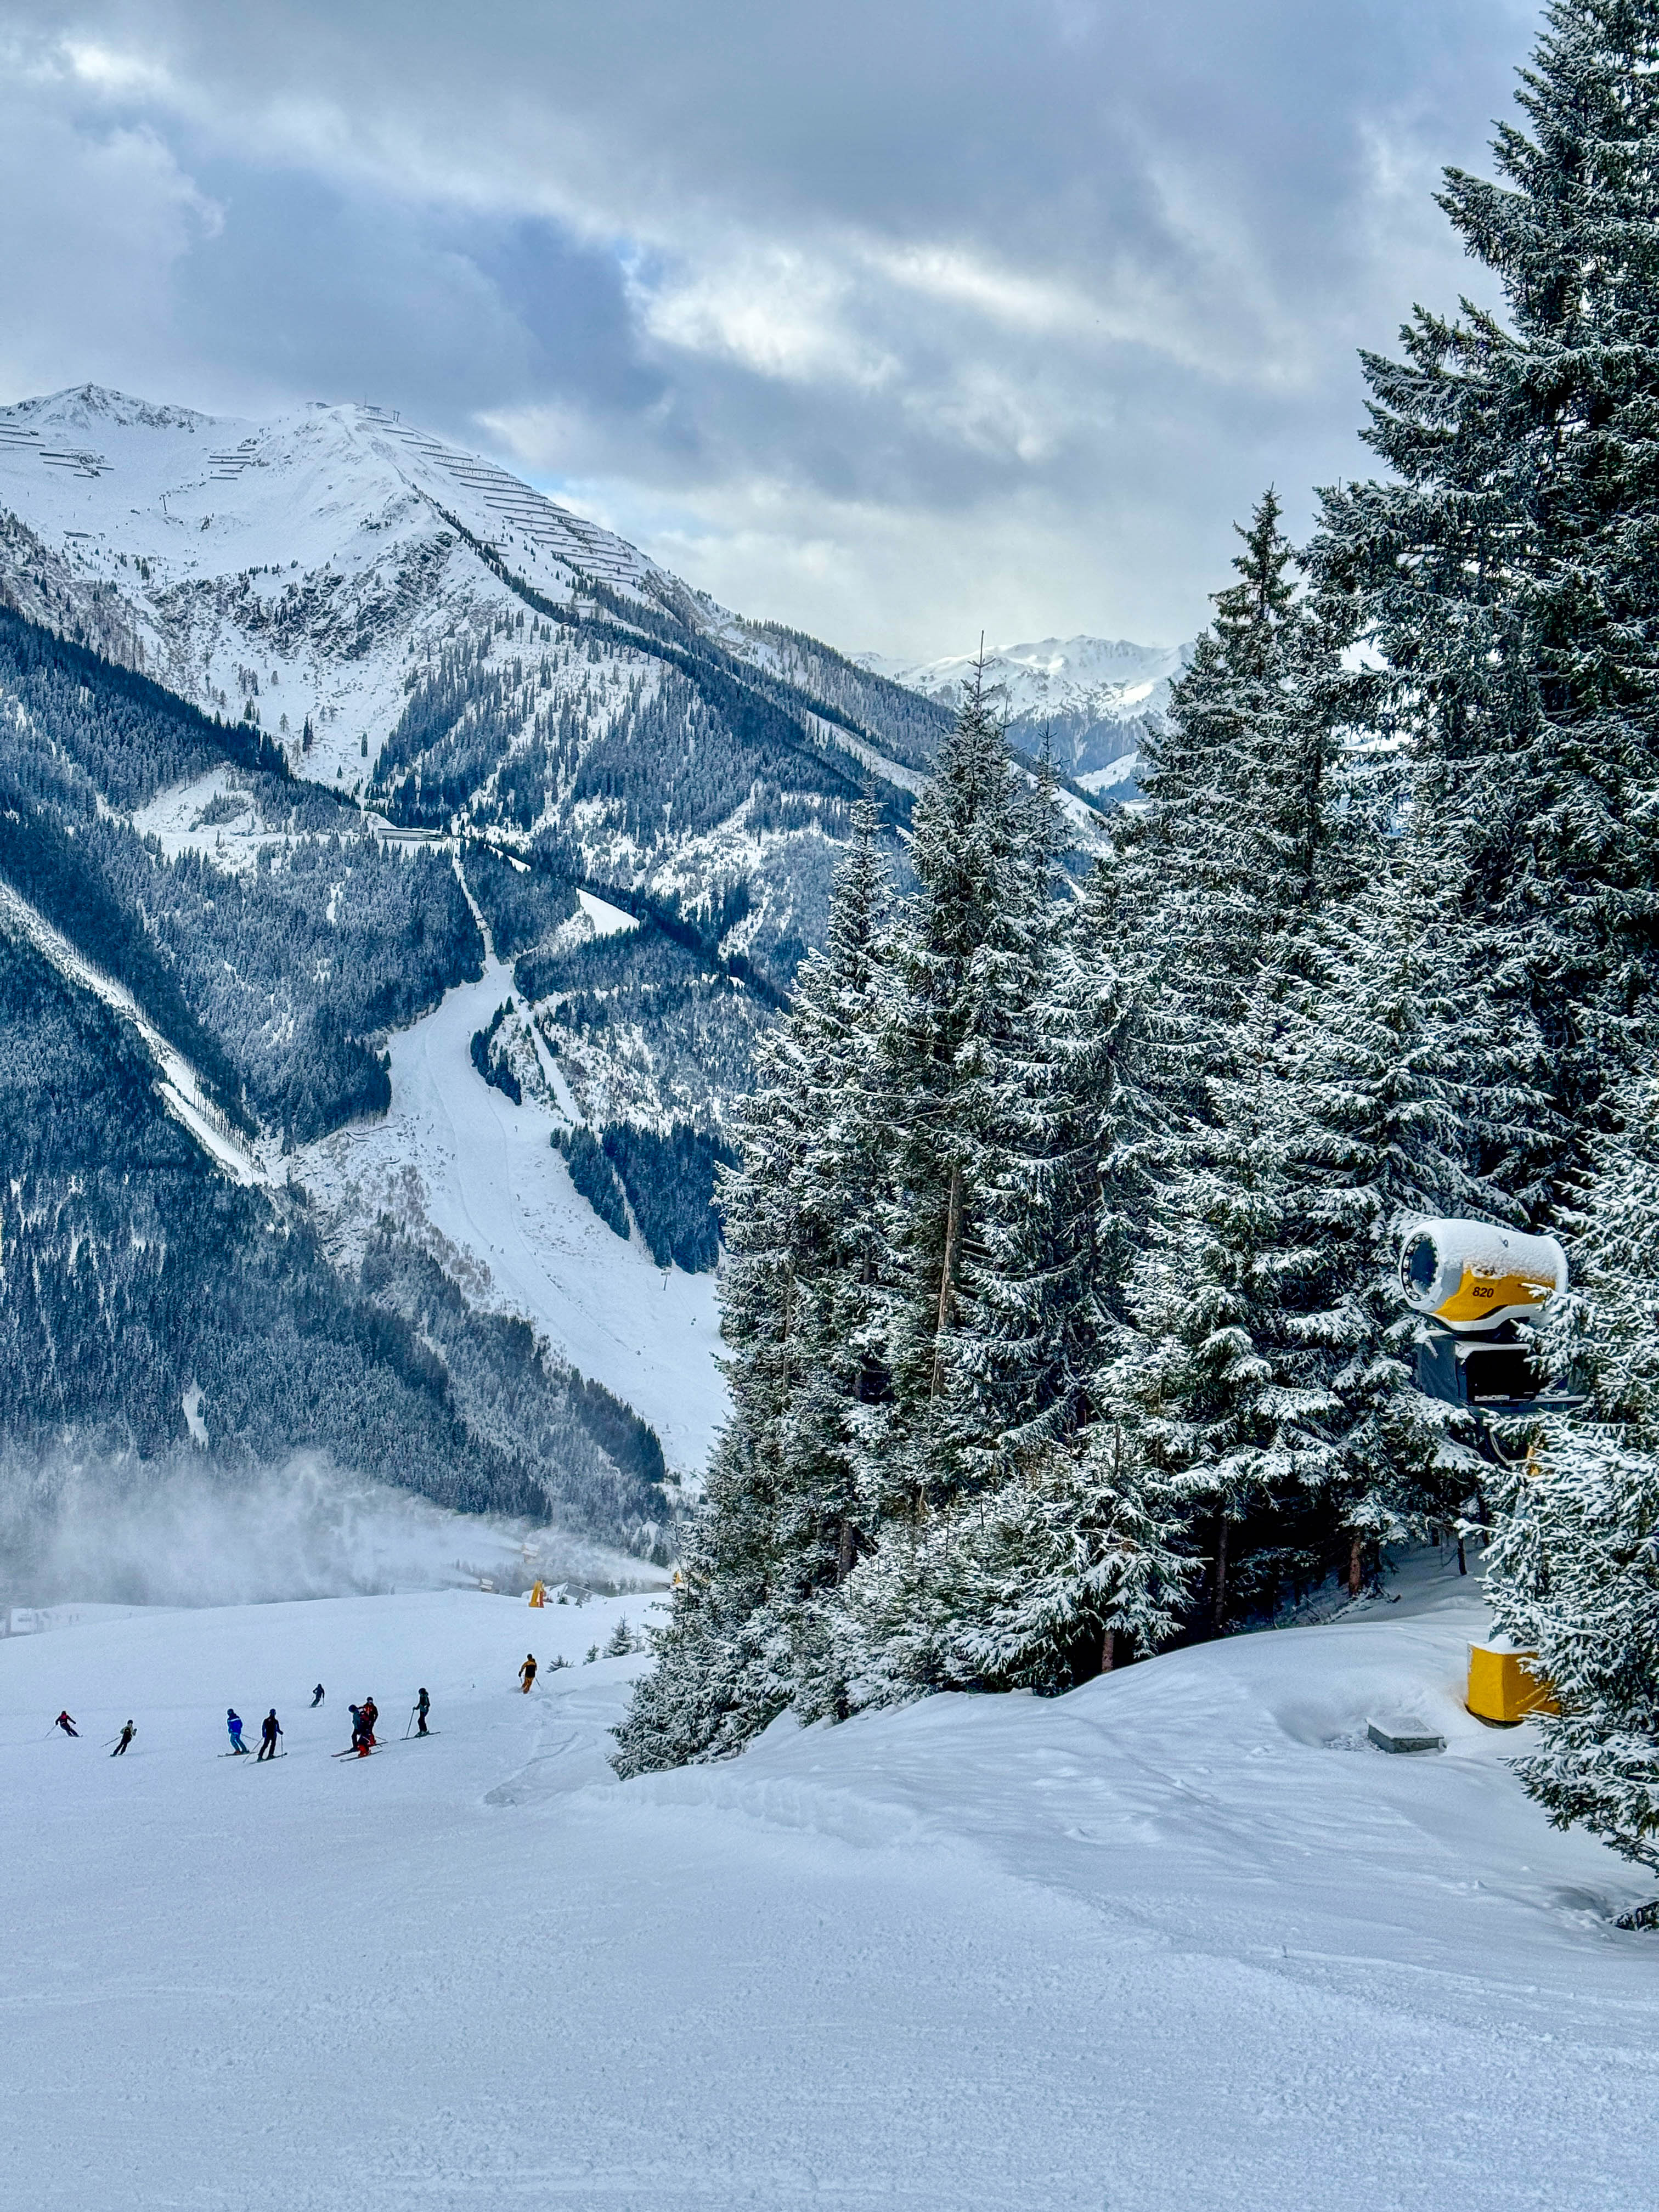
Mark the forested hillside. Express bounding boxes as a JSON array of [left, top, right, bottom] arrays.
[[619, 0, 1659, 1883], [0, 924, 667, 1547], [0, 608, 484, 1142]]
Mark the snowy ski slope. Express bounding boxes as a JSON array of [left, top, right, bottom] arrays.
[[3, 1558, 1656, 2210], [292, 950, 727, 1475]]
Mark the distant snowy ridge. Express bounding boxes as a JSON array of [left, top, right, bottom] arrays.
[[863, 632, 1187, 791]]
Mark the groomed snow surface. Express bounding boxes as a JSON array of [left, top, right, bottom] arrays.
[[5, 1554, 1657, 2210]]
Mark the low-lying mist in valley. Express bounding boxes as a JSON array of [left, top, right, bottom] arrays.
[[0, 1446, 662, 1612]]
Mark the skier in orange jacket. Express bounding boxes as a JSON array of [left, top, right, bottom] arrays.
[[519, 1654, 537, 1693]]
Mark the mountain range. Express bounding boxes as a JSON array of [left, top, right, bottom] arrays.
[[861, 634, 1185, 797], [0, 382, 1160, 1551]]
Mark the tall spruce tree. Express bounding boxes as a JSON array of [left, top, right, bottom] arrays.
[[1486, 1074, 1659, 1878], [1313, 0, 1659, 1200], [1114, 489, 1354, 1076], [865, 667, 1054, 1517], [1260, 854, 1537, 1559], [834, 785, 1186, 1706], [612, 807, 891, 1774], [1099, 492, 1367, 1626]]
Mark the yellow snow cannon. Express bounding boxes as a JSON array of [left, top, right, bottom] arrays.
[[1398, 1220, 1567, 1333], [1466, 1638, 1559, 1726]]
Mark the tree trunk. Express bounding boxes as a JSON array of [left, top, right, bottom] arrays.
[[1101, 1628, 1118, 1674], [1347, 1531, 1363, 1599], [1211, 1516, 1228, 1636], [836, 1518, 857, 1583], [929, 1163, 964, 1401]]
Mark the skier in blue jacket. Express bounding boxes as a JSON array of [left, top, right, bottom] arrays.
[[227, 1708, 247, 1754]]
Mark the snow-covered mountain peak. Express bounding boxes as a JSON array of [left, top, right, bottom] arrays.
[[0, 385, 682, 792], [862, 631, 1188, 792], [0, 382, 219, 437]]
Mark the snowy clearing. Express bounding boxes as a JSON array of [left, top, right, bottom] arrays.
[[575, 887, 641, 938], [3, 1560, 1656, 2210]]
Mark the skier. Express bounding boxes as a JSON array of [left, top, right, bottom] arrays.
[[227, 1708, 248, 1754], [347, 1702, 366, 1756], [257, 1709, 282, 1762], [111, 1720, 136, 1757], [361, 1696, 379, 1746], [54, 1711, 77, 1739], [311, 1683, 325, 1708], [519, 1654, 537, 1694], [415, 1687, 431, 1736]]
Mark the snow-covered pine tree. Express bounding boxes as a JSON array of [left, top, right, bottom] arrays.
[[862, 666, 1054, 1519], [1097, 492, 1370, 1626], [1313, 0, 1659, 1200], [1486, 1074, 1659, 1878], [612, 806, 892, 1774], [826, 757, 1190, 1707], [1112, 490, 1356, 1087], [830, 1426, 1190, 1706], [1261, 848, 1540, 1575]]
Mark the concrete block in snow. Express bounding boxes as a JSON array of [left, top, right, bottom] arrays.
[[1367, 1718, 1445, 1754]]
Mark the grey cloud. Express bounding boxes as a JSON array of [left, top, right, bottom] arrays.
[[0, 0, 1543, 651]]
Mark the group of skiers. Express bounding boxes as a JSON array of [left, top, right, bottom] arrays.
[[49, 1683, 436, 1762], [43, 1657, 572, 1761]]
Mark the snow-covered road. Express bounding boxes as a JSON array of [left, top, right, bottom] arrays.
[[3, 1566, 1655, 2209]]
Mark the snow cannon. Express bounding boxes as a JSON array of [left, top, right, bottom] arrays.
[[1400, 1220, 1572, 1443], [1398, 1220, 1566, 1334]]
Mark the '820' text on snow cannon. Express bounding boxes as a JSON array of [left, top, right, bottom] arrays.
[[1398, 1219, 1581, 1459]]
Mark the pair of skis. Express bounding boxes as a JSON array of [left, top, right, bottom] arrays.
[[331, 1732, 441, 1759]]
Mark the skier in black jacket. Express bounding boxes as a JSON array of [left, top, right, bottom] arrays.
[[311, 1683, 325, 1708], [111, 1720, 136, 1756], [257, 1709, 282, 1761], [415, 1687, 431, 1736], [55, 1711, 77, 1739]]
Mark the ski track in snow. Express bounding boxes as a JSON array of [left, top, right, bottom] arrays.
[[2, 1566, 1656, 2210], [294, 955, 727, 1476]]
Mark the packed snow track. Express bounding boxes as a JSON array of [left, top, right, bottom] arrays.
[[3, 1576, 1656, 2210]]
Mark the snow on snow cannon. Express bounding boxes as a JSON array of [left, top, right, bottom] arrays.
[[1399, 1219, 1569, 1424], [1397, 1220, 1567, 1333]]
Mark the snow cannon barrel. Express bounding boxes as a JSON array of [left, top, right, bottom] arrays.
[[1397, 1220, 1566, 1335]]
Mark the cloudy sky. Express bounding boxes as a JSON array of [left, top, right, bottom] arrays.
[[0, 1, 1540, 658]]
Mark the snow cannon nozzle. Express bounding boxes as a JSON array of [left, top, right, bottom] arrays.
[[1397, 1218, 1566, 1334]]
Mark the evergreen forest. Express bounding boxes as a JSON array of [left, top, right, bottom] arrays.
[[618, 0, 1659, 1889]]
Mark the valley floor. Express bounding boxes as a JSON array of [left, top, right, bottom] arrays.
[[2, 1565, 1654, 2210]]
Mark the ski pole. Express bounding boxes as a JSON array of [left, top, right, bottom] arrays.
[[403, 1706, 417, 1741]]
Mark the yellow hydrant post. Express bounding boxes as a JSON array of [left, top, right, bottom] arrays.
[[528, 1579, 546, 1609]]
